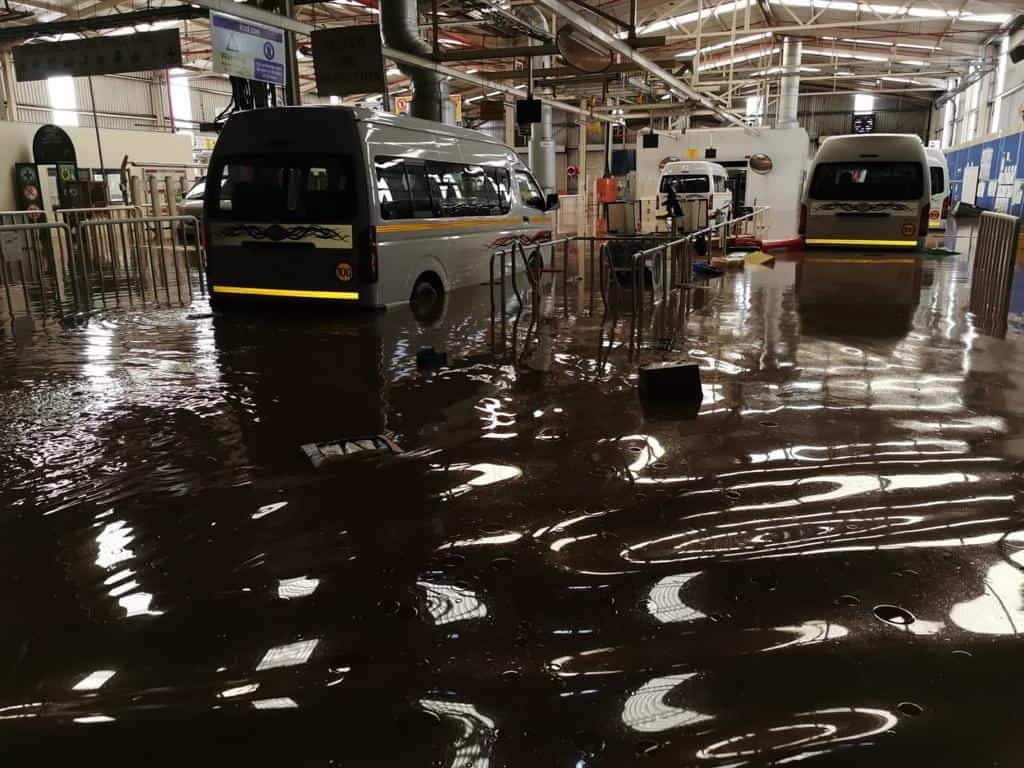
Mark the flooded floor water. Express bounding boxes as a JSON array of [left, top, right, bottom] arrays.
[[1, 222, 1024, 765]]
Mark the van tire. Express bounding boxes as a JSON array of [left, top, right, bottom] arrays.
[[410, 273, 445, 323]]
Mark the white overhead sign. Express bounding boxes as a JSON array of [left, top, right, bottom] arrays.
[[210, 11, 285, 86]]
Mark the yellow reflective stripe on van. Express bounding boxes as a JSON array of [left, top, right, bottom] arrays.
[[805, 238, 918, 247], [527, 216, 551, 224], [928, 220, 943, 228], [805, 258, 916, 265], [377, 217, 522, 233], [213, 285, 359, 300]]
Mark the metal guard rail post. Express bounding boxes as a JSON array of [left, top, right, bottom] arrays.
[[629, 206, 771, 317], [0, 221, 77, 316]]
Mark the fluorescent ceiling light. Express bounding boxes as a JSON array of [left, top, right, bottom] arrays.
[[768, 0, 1009, 24], [822, 35, 941, 52], [465, 95, 485, 103], [675, 31, 771, 58], [698, 46, 780, 72], [637, 0, 751, 35]]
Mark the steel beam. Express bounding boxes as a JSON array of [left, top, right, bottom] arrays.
[[0, 5, 206, 40], [532, 0, 750, 129]]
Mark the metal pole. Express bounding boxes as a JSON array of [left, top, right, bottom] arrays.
[[87, 76, 106, 178], [283, 0, 301, 106]]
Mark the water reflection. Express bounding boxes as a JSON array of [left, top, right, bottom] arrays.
[[621, 673, 713, 733], [0, 233, 1022, 763]]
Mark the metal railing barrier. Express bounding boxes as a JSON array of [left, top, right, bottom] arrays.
[[970, 211, 1022, 337], [0, 222, 77, 319]]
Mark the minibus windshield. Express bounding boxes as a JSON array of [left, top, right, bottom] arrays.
[[810, 161, 924, 201], [660, 174, 710, 194], [209, 154, 356, 222]]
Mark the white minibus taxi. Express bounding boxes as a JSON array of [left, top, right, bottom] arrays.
[[925, 146, 949, 232], [802, 134, 931, 249], [656, 160, 732, 226], [204, 106, 557, 309]]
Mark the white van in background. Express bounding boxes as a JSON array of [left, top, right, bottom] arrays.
[[656, 160, 732, 229], [925, 147, 949, 231], [802, 134, 931, 249]]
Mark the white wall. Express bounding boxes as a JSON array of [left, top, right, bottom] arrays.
[[636, 126, 810, 242], [0, 120, 192, 210]]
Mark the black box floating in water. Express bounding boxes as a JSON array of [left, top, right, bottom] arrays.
[[638, 361, 703, 403], [300, 435, 401, 468], [416, 347, 448, 368]]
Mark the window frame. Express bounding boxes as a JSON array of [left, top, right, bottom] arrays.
[[375, 156, 514, 220], [514, 169, 546, 211]]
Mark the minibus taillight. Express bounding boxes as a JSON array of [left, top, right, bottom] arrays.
[[656, 193, 660, 209], [359, 226, 379, 284], [919, 205, 930, 237], [798, 204, 807, 236], [942, 196, 950, 219]]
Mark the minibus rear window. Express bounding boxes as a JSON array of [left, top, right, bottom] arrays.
[[660, 174, 710, 194], [930, 166, 945, 195], [210, 154, 356, 221], [810, 162, 923, 201]]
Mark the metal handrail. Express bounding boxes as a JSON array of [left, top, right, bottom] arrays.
[[629, 206, 771, 319]]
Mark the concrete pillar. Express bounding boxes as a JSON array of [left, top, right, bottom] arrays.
[[504, 101, 515, 146], [577, 100, 587, 239], [529, 104, 556, 195], [1, 52, 18, 121], [777, 37, 802, 129], [150, 74, 168, 130]]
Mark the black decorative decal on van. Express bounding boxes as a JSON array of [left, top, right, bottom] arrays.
[[817, 202, 911, 213], [219, 224, 352, 245], [487, 231, 553, 249]]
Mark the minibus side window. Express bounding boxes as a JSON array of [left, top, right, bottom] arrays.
[[460, 165, 501, 216], [404, 162, 435, 218], [427, 162, 464, 217], [515, 170, 545, 211], [489, 167, 513, 214], [714, 176, 727, 193], [375, 157, 412, 220], [930, 166, 945, 195]]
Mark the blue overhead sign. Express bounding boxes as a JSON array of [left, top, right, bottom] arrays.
[[210, 11, 285, 86]]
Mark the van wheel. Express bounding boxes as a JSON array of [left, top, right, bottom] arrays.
[[410, 273, 445, 323]]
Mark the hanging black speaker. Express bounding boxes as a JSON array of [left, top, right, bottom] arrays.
[[515, 98, 542, 125]]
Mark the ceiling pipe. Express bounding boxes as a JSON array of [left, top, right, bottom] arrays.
[[776, 36, 800, 128], [379, 0, 451, 122], [180, 0, 620, 124], [530, 0, 752, 130]]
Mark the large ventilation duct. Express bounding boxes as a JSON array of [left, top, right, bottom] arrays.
[[380, 0, 452, 124], [777, 37, 801, 129], [513, 4, 556, 195]]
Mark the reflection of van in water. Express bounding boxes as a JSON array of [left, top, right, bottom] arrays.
[[801, 134, 930, 249], [656, 161, 732, 228], [924, 146, 949, 232], [204, 106, 557, 310]]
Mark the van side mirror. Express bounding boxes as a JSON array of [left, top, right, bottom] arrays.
[[545, 192, 561, 211]]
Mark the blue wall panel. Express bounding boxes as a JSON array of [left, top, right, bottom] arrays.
[[945, 128, 1024, 216]]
